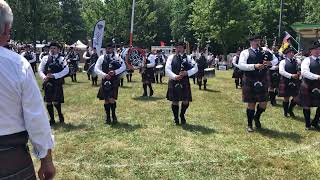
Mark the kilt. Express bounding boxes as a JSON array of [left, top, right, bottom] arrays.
[[268, 70, 280, 89], [166, 78, 192, 102], [84, 61, 90, 71], [278, 77, 300, 97], [97, 78, 120, 100], [196, 70, 205, 78], [141, 68, 155, 83], [69, 62, 78, 75], [0, 131, 36, 180], [242, 74, 269, 103], [232, 68, 243, 79], [297, 79, 320, 107], [43, 79, 64, 103], [126, 69, 134, 74]]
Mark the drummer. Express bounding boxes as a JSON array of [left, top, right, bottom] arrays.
[[155, 49, 166, 84]]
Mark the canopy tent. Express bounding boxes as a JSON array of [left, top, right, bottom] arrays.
[[70, 40, 88, 49], [291, 23, 320, 51]]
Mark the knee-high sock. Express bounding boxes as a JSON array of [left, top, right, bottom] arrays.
[[313, 107, 320, 124], [143, 84, 147, 95], [247, 109, 255, 127], [203, 79, 207, 89], [47, 104, 54, 121], [255, 105, 265, 122], [171, 104, 179, 120], [126, 74, 130, 82], [160, 75, 163, 83], [303, 109, 311, 128], [156, 74, 159, 83], [283, 101, 289, 115], [54, 103, 63, 117], [104, 104, 111, 120], [180, 104, 189, 118], [110, 102, 117, 119]]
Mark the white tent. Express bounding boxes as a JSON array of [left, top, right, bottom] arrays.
[[71, 40, 88, 49]]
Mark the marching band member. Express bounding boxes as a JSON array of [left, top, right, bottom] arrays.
[[21, 44, 37, 73], [238, 35, 278, 132], [155, 50, 166, 84], [83, 47, 92, 80], [266, 46, 281, 106], [196, 49, 209, 90], [165, 42, 198, 125], [141, 49, 156, 96], [89, 47, 99, 86], [232, 48, 243, 89], [38, 42, 69, 125], [66, 47, 80, 82], [298, 41, 320, 130], [278, 47, 301, 117], [40, 45, 49, 61], [95, 43, 126, 124]]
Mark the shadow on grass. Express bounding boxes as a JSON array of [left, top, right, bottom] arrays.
[[132, 96, 164, 101], [204, 89, 221, 93], [290, 115, 305, 122], [111, 122, 142, 132], [120, 86, 132, 89], [256, 127, 303, 143], [52, 123, 88, 132], [182, 124, 216, 135]]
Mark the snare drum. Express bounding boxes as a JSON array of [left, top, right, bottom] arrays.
[[155, 65, 164, 74], [204, 68, 215, 78]]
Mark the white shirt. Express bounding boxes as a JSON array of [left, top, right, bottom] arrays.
[[39, 52, 49, 61], [165, 54, 198, 80], [0, 47, 54, 159], [38, 54, 70, 81], [232, 55, 240, 68], [83, 51, 91, 60], [146, 54, 156, 68], [279, 58, 301, 79], [301, 56, 320, 80], [238, 48, 278, 71], [94, 54, 126, 79], [21, 51, 36, 63]]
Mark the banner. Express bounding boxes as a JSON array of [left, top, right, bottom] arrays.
[[92, 20, 106, 56]]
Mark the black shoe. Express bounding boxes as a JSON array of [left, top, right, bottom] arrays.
[[174, 119, 180, 125], [289, 111, 295, 117], [255, 120, 261, 129], [49, 120, 56, 126], [180, 116, 186, 125], [105, 117, 111, 124], [311, 121, 320, 130], [59, 114, 65, 124], [112, 116, 118, 124], [247, 126, 254, 132]]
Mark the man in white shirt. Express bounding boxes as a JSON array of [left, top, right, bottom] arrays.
[[141, 49, 156, 96], [165, 42, 198, 125], [39, 42, 69, 126], [21, 44, 37, 73], [83, 47, 91, 80], [232, 48, 243, 89], [95, 43, 126, 124], [0, 1, 55, 179], [238, 35, 278, 132], [297, 41, 320, 130], [278, 47, 301, 117]]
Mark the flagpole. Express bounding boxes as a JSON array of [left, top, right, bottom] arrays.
[[278, 0, 283, 38], [130, 0, 135, 47]]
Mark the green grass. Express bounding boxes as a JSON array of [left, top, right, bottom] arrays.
[[33, 70, 320, 180]]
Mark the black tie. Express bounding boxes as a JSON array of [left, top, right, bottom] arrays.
[[254, 49, 259, 54], [316, 58, 320, 63]]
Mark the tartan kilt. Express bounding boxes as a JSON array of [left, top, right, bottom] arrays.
[[84, 61, 90, 71], [278, 76, 300, 97], [0, 131, 36, 179], [268, 70, 280, 89], [196, 70, 205, 78], [97, 78, 120, 100], [297, 79, 320, 107], [166, 78, 192, 102], [43, 79, 64, 103], [141, 68, 155, 83], [242, 74, 269, 103], [126, 69, 134, 74], [232, 68, 243, 79], [69, 64, 78, 75]]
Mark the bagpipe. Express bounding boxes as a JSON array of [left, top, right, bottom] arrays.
[[102, 55, 122, 91]]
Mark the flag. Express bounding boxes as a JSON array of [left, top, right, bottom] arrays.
[[160, 41, 166, 47], [92, 20, 106, 56], [279, 31, 292, 53]]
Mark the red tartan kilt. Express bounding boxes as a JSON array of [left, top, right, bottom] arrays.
[[97, 78, 120, 100], [297, 79, 320, 107], [166, 79, 192, 102], [242, 75, 269, 103], [278, 77, 300, 97]]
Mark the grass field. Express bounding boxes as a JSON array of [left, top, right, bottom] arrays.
[[34, 70, 320, 180]]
